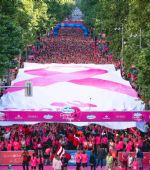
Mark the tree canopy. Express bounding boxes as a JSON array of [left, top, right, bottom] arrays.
[[78, 0, 150, 106], [0, 0, 75, 76]]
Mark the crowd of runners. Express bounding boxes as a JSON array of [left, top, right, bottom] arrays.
[[0, 123, 150, 169]]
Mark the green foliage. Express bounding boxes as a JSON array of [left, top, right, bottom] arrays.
[[79, 0, 150, 104], [0, 0, 75, 77]]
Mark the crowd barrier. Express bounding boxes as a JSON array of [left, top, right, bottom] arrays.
[[0, 150, 149, 166], [0, 151, 34, 165]]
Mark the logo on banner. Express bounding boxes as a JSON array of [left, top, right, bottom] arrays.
[[115, 115, 126, 119], [62, 106, 75, 114], [102, 115, 111, 120], [15, 114, 23, 120], [86, 115, 96, 120], [133, 112, 143, 121], [0, 112, 6, 120], [60, 106, 80, 121], [43, 114, 53, 120], [28, 115, 38, 119]]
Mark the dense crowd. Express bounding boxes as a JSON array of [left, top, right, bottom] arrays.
[[0, 123, 150, 169], [27, 28, 118, 65], [0, 24, 149, 170], [0, 123, 149, 152]]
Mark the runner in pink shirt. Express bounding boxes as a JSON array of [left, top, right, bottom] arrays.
[[7, 141, 12, 151], [101, 136, 108, 148], [132, 158, 139, 170], [81, 151, 88, 169], [13, 140, 21, 150], [83, 140, 88, 150], [95, 135, 101, 145], [118, 139, 124, 151], [31, 153, 37, 170], [44, 147, 51, 165], [75, 150, 82, 170]]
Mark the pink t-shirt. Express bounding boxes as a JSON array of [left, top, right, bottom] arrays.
[[116, 143, 121, 151], [7, 143, 12, 151], [76, 153, 81, 163], [101, 137, 108, 144], [95, 136, 101, 145], [132, 161, 138, 170], [81, 153, 88, 163], [119, 141, 124, 149], [138, 140, 143, 148], [31, 156, 37, 167], [126, 143, 132, 152], [13, 141, 20, 150], [45, 148, 51, 155]]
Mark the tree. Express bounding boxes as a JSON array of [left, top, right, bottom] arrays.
[[79, 0, 150, 104]]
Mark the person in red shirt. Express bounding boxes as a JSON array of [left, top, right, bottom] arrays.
[[7, 141, 12, 151], [122, 152, 128, 170], [73, 134, 80, 149]]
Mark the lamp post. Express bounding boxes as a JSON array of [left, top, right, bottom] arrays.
[[129, 28, 142, 49], [0, 81, 33, 97], [121, 24, 124, 60], [139, 28, 142, 49], [114, 24, 124, 61]]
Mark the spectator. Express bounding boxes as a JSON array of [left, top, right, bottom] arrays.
[[37, 153, 44, 170], [127, 153, 133, 169], [22, 150, 30, 170], [52, 155, 62, 170], [106, 152, 113, 170], [75, 150, 82, 170], [97, 146, 106, 169], [89, 150, 96, 170], [31, 153, 37, 170], [81, 150, 88, 169], [136, 148, 144, 170]]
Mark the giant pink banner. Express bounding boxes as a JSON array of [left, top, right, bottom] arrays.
[[0, 107, 150, 122]]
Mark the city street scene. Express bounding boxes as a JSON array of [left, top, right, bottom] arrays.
[[0, 1, 150, 170]]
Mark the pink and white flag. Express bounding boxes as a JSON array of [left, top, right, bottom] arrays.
[[0, 63, 144, 111]]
